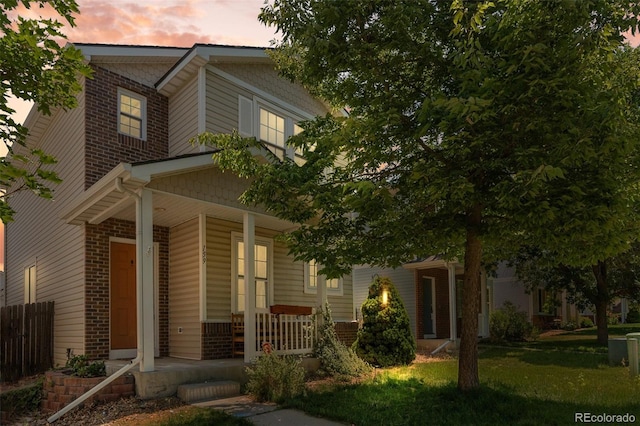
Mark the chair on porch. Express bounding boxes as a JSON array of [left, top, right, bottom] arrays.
[[231, 314, 244, 358]]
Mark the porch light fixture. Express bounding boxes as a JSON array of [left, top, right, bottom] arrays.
[[381, 288, 389, 306]]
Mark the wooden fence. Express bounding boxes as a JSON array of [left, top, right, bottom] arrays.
[[1, 302, 54, 382]]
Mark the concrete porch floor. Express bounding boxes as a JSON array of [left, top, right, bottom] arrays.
[[105, 357, 320, 399]]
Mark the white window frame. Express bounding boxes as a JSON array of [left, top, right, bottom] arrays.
[[304, 260, 343, 296], [231, 232, 274, 313], [24, 264, 36, 304], [117, 87, 147, 140], [238, 95, 305, 160]]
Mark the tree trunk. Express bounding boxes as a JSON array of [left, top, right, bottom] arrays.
[[458, 204, 483, 391], [591, 261, 609, 346]]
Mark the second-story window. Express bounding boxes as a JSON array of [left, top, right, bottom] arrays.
[[118, 88, 146, 140], [259, 108, 286, 148]]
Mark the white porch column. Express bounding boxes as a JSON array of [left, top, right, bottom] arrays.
[[138, 188, 155, 372], [316, 275, 327, 310], [243, 212, 256, 363], [447, 263, 457, 341]]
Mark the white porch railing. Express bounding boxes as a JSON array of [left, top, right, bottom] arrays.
[[254, 312, 315, 355]]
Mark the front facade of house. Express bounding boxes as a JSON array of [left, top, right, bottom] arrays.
[[5, 44, 356, 369]]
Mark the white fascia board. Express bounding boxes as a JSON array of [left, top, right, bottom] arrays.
[[75, 44, 188, 62], [129, 153, 215, 181], [200, 45, 269, 61], [59, 163, 133, 223], [155, 48, 208, 92], [207, 65, 315, 120]]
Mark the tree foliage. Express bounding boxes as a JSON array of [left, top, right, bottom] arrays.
[[1, 0, 91, 223], [198, 1, 640, 390], [353, 277, 415, 367]]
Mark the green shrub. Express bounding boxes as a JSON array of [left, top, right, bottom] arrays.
[[66, 354, 106, 378], [489, 301, 535, 342], [314, 304, 371, 380], [245, 351, 305, 403], [579, 317, 594, 328], [626, 307, 640, 324], [353, 277, 416, 367], [607, 312, 620, 325], [562, 321, 577, 331], [0, 379, 43, 419]]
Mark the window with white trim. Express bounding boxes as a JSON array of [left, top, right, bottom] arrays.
[[24, 265, 36, 304], [118, 88, 147, 140], [304, 260, 343, 296], [233, 234, 273, 312], [238, 95, 305, 161]]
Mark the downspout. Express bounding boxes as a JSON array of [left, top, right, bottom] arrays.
[[48, 177, 144, 423]]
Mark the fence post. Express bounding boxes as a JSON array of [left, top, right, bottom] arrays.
[[627, 332, 640, 377]]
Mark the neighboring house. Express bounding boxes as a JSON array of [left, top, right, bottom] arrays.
[[5, 43, 356, 370], [353, 261, 587, 345]]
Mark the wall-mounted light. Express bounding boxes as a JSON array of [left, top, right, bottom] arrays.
[[381, 288, 389, 306]]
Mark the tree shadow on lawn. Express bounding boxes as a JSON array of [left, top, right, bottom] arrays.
[[286, 379, 639, 425], [479, 347, 610, 369]]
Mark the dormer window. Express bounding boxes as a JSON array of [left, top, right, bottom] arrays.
[[238, 95, 305, 161], [118, 88, 146, 140]]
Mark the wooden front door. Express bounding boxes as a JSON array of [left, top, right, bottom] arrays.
[[110, 242, 136, 350]]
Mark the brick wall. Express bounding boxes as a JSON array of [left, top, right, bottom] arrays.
[[201, 322, 233, 359], [84, 65, 169, 189], [42, 370, 134, 412], [334, 321, 359, 347], [84, 218, 169, 359]]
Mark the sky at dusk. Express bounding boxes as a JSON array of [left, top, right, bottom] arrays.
[[2, 2, 640, 271]]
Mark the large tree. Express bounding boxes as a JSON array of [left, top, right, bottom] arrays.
[[199, 1, 640, 390], [1, 0, 91, 223]]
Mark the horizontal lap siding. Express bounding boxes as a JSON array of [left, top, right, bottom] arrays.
[[206, 70, 248, 134], [169, 218, 201, 359], [5, 88, 86, 366], [204, 217, 352, 322], [214, 64, 329, 117], [168, 75, 199, 156]]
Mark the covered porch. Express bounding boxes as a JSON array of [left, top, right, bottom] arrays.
[[404, 256, 490, 343], [61, 153, 340, 373]]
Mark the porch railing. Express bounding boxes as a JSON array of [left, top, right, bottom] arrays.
[[255, 312, 315, 355]]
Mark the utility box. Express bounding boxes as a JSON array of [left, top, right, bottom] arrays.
[[608, 338, 628, 366], [627, 333, 640, 377]]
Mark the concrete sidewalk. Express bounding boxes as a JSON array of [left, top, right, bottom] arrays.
[[193, 395, 345, 425]]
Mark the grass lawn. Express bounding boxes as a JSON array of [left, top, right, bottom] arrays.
[[283, 346, 640, 425], [487, 323, 640, 354]]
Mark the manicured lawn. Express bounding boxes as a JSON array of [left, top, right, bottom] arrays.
[[486, 323, 640, 354], [283, 347, 640, 425]]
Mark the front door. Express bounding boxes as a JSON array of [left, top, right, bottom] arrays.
[[110, 242, 137, 352], [422, 277, 436, 338]]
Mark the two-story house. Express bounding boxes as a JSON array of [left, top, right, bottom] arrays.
[[5, 43, 356, 373]]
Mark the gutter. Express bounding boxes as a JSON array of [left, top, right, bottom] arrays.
[[431, 339, 455, 356], [49, 177, 146, 423]]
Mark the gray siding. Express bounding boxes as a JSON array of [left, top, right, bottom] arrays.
[[169, 218, 201, 359], [168, 75, 199, 156], [353, 266, 416, 337], [5, 87, 86, 366]]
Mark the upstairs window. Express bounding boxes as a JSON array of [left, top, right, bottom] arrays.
[[238, 95, 305, 160], [304, 260, 343, 296], [118, 88, 146, 140]]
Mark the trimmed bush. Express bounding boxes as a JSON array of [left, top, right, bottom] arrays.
[[490, 301, 535, 342], [627, 307, 640, 324], [579, 317, 594, 328], [245, 351, 305, 403], [353, 277, 416, 367], [314, 304, 371, 380]]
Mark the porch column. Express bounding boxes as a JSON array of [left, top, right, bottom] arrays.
[[447, 263, 457, 341], [243, 212, 256, 363], [138, 188, 155, 372]]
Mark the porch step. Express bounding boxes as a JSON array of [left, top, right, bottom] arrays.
[[177, 380, 241, 403]]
